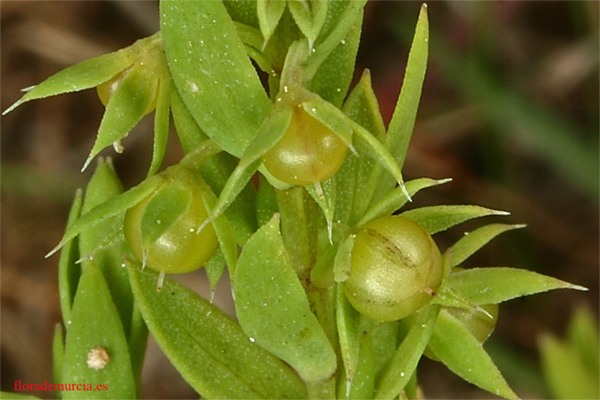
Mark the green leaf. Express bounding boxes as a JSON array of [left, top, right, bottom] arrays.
[[369, 319, 399, 377], [205, 249, 227, 296], [337, 70, 384, 224], [140, 184, 191, 247], [375, 305, 440, 400], [401, 205, 510, 235], [196, 176, 239, 277], [148, 72, 171, 176], [333, 233, 355, 283], [305, 178, 336, 242], [386, 4, 429, 169], [83, 65, 159, 171], [46, 175, 162, 258], [257, 0, 287, 45], [58, 189, 83, 326], [53, 323, 65, 389], [428, 309, 518, 400], [170, 93, 258, 244], [350, 118, 410, 199], [224, 0, 260, 28], [304, 0, 366, 82], [201, 105, 292, 231], [336, 284, 361, 386], [2, 44, 136, 115], [448, 223, 526, 268], [161, 0, 272, 158], [127, 258, 307, 399], [540, 333, 599, 400], [447, 267, 588, 305], [234, 214, 337, 382], [368, 4, 429, 202], [307, 0, 363, 106], [288, 0, 328, 50], [256, 174, 279, 226], [358, 177, 452, 226], [78, 159, 133, 336], [63, 262, 136, 399]]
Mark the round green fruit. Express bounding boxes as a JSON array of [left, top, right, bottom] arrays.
[[343, 215, 444, 321], [124, 169, 218, 274], [263, 105, 347, 185]]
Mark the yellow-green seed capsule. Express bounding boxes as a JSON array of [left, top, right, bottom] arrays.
[[124, 168, 218, 275], [343, 215, 444, 321], [263, 105, 347, 185]]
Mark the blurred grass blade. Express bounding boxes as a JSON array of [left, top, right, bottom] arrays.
[[539, 333, 599, 399], [127, 258, 307, 399]]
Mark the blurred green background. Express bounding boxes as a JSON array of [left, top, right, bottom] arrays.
[[1, 1, 598, 399]]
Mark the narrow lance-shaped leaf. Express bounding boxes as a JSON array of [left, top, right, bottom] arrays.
[[358, 177, 452, 226], [401, 205, 510, 235], [161, 0, 272, 157], [428, 309, 518, 400], [148, 71, 171, 176], [336, 284, 361, 390], [234, 214, 337, 382], [447, 267, 588, 305], [448, 223, 526, 268], [57, 189, 83, 325], [127, 259, 307, 399], [63, 262, 136, 399], [79, 158, 133, 336], [288, 0, 328, 50], [83, 65, 159, 171], [350, 118, 410, 200], [197, 177, 238, 277], [53, 324, 65, 387], [2, 44, 137, 115], [304, 0, 367, 82], [333, 233, 355, 283], [307, 0, 363, 107], [305, 177, 336, 242], [375, 305, 440, 400], [367, 4, 429, 202], [140, 184, 191, 247], [387, 4, 429, 168], [337, 69, 384, 224], [46, 175, 162, 258], [257, 0, 287, 46], [198, 105, 293, 233]]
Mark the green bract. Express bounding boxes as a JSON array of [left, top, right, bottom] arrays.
[[124, 167, 218, 275], [343, 215, 444, 322]]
